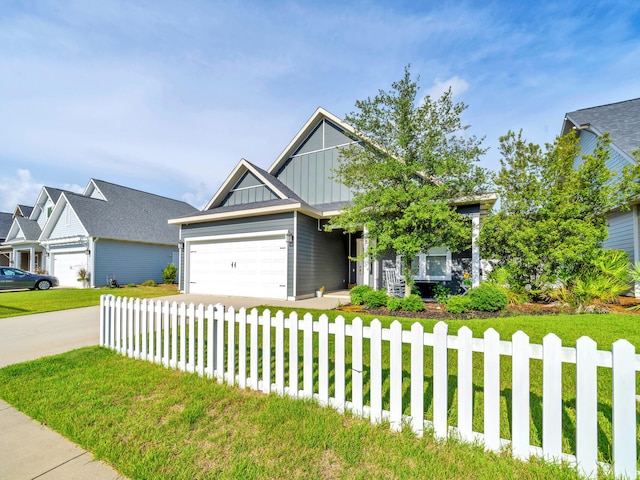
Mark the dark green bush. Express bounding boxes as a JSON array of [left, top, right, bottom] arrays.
[[468, 284, 508, 312], [432, 284, 451, 304], [350, 285, 373, 305], [401, 294, 424, 312], [163, 263, 178, 284], [446, 295, 472, 314], [387, 297, 403, 312], [363, 289, 388, 308]]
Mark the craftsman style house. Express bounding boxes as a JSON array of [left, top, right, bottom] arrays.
[[170, 108, 496, 300], [562, 98, 640, 296], [2, 179, 197, 287]]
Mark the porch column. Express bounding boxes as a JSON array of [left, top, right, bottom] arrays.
[[471, 214, 480, 288], [30, 246, 36, 272], [363, 227, 370, 287]]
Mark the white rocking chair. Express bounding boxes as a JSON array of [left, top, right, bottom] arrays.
[[384, 267, 406, 298]]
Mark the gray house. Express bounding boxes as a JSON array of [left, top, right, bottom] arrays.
[[561, 98, 640, 297], [170, 108, 495, 300], [3, 179, 198, 288]]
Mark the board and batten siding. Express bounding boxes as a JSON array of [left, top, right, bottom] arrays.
[[295, 213, 348, 296], [221, 172, 278, 207], [94, 239, 176, 287], [275, 119, 354, 206], [180, 213, 295, 297], [603, 210, 635, 261]]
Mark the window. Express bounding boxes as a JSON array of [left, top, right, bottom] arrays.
[[403, 247, 452, 282]]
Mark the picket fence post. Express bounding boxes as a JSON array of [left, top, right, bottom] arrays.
[[334, 315, 345, 411], [275, 310, 285, 395], [576, 336, 598, 478], [389, 320, 403, 432], [542, 333, 562, 461], [612, 339, 636, 478], [512, 330, 530, 460], [319, 314, 329, 406], [433, 321, 448, 439], [483, 328, 501, 451], [289, 312, 299, 398], [410, 322, 424, 437], [227, 307, 236, 384], [351, 317, 363, 416], [370, 319, 383, 424], [237, 308, 247, 388], [457, 326, 473, 442]]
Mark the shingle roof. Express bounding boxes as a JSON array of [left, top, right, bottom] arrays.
[[247, 161, 305, 203], [62, 180, 198, 244], [15, 216, 42, 241], [16, 205, 33, 217], [565, 98, 640, 158], [0, 212, 12, 240]]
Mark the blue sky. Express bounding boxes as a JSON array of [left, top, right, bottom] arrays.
[[1, 0, 639, 211]]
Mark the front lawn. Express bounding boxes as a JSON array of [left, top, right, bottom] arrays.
[[0, 347, 585, 480], [0, 285, 179, 319]]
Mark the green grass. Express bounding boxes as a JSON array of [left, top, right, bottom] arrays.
[[208, 307, 640, 467], [0, 285, 179, 319], [0, 347, 587, 480]]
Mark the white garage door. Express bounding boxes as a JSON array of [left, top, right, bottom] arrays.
[[188, 237, 288, 299], [52, 252, 87, 288]]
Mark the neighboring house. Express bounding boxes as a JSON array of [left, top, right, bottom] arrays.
[[0, 211, 13, 266], [561, 98, 640, 297], [3, 190, 65, 272], [3, 179, 198, 288], [170, 108, 496, 300]]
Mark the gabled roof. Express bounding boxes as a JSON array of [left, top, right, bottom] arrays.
[[562, 98, 640, 160], [204, 158, 304, 210], [0, 212, 13, 240], [4, 216, 42, 244], [14, 205, 33, 218], [267, 107, 357, 175], [40, 179, 198, 245]]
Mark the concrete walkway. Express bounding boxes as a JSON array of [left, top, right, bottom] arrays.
[[0, 291, 350, 480]]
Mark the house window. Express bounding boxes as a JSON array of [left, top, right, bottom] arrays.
[[405, 247, 452, 281]]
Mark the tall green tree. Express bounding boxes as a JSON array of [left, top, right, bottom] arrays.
[[480, 130, 640, 292], [330, 66, 488, 296]]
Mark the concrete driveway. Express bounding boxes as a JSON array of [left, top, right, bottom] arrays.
[[0, 305, 101, 368]]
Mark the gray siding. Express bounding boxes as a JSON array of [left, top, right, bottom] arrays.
[[576, 130, 634, 177], [181, 213, 295, 296], [295, 213, 348, 296], [94, 239, 175, 287], [604, 210, 635, 261], [276, 119, 354, 206], [221, 172, 278, 207]]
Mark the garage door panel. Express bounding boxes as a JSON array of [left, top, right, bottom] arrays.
[[52, 252, 87, 288], [188, 238, 288, 299]]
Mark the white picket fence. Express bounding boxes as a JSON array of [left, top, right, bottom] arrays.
[[99, 295, 639, 478]]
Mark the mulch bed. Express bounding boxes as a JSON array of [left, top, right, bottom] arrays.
[[337, 296, 640, 320]]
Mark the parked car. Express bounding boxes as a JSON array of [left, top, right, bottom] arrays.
[[0, 268, 59, 291]]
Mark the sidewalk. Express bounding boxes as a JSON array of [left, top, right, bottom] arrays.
[[0, 291, 350, 480]]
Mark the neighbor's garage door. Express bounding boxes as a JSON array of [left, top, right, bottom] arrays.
[[52, 252, 87, 288], [188, 237, 288, 299]]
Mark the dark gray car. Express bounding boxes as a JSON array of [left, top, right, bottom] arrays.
[[0, 268, 59, 290]]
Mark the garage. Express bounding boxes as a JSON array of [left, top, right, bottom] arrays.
[[187, 236, 288, 299], [52, 251, 87, 288]]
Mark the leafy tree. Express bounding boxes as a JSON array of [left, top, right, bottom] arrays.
[[330, 66, 488, 296], [480, 130, 640, 292]]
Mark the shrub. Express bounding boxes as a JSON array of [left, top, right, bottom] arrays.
[[446, 295, 472, 314], [142, 280, 156, 287], [387, 297, 402, 312], [350, 285, 373, 305], [432, 284, 451, 304], [468, 284, 508, 312], [363, 289, 388, 308], [401, 294, 424, 312], [163, 263, 178, 284]]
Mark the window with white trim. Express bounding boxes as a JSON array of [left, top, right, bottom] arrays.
[[401, 247, 452, 281]]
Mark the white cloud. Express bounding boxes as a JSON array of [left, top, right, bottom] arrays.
[[426, 76, 469, 100], [0, 170, 43, 212]]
